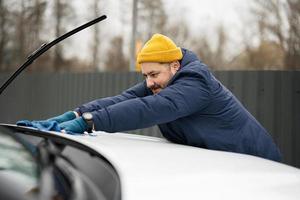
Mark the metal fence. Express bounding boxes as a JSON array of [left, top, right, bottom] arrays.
[[0, 71, 299, 168]]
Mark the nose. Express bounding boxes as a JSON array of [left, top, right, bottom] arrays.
[[146, 78, 155, 88]]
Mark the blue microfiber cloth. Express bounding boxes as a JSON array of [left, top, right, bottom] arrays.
[[17, 120, 61, 131], [16, 120, 81, 135]]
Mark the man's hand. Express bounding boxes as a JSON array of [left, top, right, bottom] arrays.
[[47, 111, 76, 123], [59, 117, 87, 134]]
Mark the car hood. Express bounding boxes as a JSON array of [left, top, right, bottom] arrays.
[[3, 124, 300, 200]]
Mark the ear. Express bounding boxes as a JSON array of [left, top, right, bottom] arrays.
[[170, 61, 180, 75]]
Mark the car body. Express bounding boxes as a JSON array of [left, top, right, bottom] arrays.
[[1, 123, 300, 200]]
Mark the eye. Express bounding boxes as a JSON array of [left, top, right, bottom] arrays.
[[150, 73, 159, 78]]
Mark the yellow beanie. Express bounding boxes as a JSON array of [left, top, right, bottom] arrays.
[[137, 34, 183, 64]]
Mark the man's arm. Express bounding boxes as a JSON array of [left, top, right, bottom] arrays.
[[91, 73, 211, 132], [75, 81, 151, 115]]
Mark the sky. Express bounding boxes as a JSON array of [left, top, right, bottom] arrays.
[[69, 0, 253, 64]]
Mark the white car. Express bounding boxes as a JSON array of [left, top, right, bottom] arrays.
[[1, 123, 300, 200]]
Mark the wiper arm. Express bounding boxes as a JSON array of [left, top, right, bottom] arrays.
[[37, 140, 106, 200], [56, 156, 107, 200], [37, 139, 67, 168], [37, 139, 77, 200], [37, 140, 59, 200], [0, 15, 107, 95]]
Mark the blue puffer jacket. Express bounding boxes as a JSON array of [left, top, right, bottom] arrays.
[[76, 49, 282, 162]]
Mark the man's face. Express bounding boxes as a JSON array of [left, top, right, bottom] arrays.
[[141, 62, 180, 94]]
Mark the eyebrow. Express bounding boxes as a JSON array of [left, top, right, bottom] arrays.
[[142, 71, 158, 77]]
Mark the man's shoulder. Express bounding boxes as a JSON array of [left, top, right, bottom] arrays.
[[178, 60, 212, 79]]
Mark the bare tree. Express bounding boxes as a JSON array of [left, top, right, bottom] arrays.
[[138, 0, 167, 40], [105, 36, 129, 71], [285, 0, 300, 69], [193, 35, 216, 69], [0, 0, 47, 71], [25, 0, 47, 72], [248, 0, 300, 69], [53, 0, 64, 71], [0, 0, 8, 70], [52, 0, 73, 71], [191, 25, 228, 70], [30, 0, 46, 49], [89, 0, 101, 71], [166, 18, 191, 48], [214, 25, 228, 69], [14, 0, 27, 66], [252, 0, 286, 49]]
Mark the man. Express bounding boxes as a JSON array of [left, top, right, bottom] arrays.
[[24, 34, 282, 162]]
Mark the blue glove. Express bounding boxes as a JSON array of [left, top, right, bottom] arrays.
[[59, 117, 87, 134], [47, 111, 76, 124]]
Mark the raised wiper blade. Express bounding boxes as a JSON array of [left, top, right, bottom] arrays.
[[0, 15, 107, 95]]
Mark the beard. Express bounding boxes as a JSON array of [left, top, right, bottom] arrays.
[[148, 70, 174, 94], [150, 82, 163, 94]]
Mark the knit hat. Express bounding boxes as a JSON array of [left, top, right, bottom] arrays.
[[137, 34, 183, 64]]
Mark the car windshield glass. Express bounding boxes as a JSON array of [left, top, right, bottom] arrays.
[[0, 131, 38, 189]]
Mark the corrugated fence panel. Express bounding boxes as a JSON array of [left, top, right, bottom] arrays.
[[260, 72, 276, 139], [292, 72, 300, 167], [0, 71, 299, 167], [276, 72, 294, 164]]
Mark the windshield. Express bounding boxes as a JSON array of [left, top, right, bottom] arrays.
[[0, 131, 39, 193], [0, 125, 121, 200]]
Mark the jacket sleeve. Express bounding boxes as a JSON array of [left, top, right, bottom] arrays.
[[91, 71, 211, 132], [75, 81, 151, 114]]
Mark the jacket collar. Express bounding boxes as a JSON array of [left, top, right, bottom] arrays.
[[180, 48, 199, 69]]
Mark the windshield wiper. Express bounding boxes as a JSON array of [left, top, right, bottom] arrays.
[[0, 15, 107, 95]]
